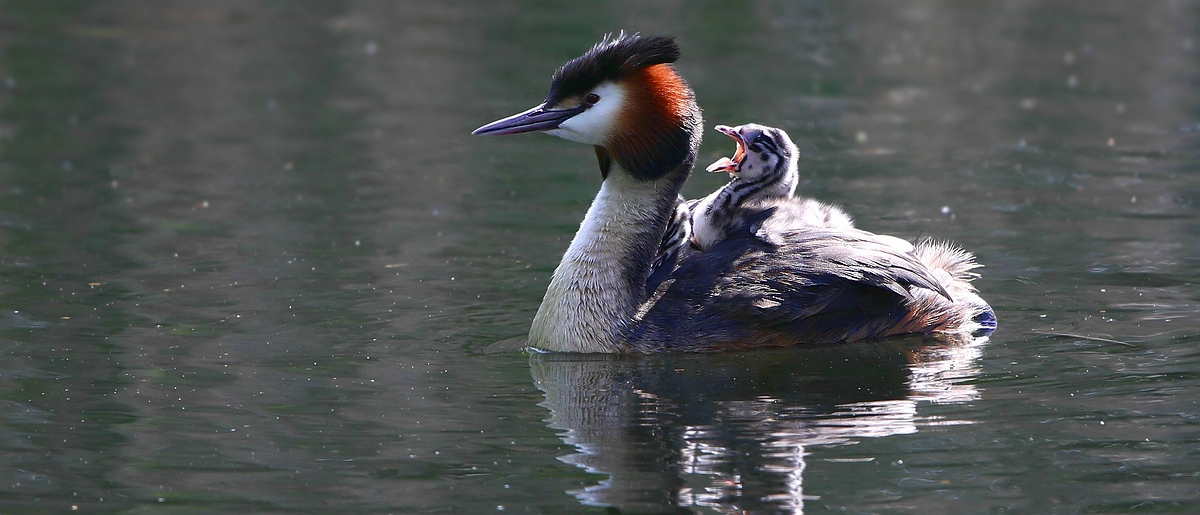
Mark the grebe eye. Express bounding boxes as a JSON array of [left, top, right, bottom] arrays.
[[584, 93, 601, 105]]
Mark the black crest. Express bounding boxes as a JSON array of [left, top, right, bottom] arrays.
[[546, 33, 681, 104]]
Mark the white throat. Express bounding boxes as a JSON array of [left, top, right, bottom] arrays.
[[528, 168, 663, 353]]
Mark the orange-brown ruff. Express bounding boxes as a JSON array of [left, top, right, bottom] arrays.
[[610, 64, 692, 166], [473, 33, 996, 353]]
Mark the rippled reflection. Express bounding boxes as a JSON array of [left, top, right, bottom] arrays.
[[532, 335, 986, 513]]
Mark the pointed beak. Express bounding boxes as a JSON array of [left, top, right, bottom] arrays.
[[705, 157, 736, 173], [705, 125, 746, 173], [472, 102, 588, 136]]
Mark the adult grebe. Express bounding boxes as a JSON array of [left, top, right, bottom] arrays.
[[691, 123, 853, 251], [474, 33, 995, 353]]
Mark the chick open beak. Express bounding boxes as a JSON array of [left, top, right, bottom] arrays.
[[705, 125, 746, 173]]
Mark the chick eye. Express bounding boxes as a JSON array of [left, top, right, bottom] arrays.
[[584, 93, 601, 105]]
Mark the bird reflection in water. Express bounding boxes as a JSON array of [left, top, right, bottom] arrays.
[[530, 335, 986, 513]]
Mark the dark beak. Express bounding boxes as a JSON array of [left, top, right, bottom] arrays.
[[472, 102, 587, 136]]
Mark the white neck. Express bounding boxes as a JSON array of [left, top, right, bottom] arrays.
[[528, 168, 667, 353]]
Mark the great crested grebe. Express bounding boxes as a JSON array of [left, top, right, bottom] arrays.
[[690, 123, 853, 251], [474, 33, 996, 353]]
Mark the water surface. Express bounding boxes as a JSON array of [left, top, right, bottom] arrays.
[[0, 1, 1198, 513]]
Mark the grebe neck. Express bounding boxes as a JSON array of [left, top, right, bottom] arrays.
[[528, 162, 686, 353]]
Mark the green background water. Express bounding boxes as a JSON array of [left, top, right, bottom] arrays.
[[0, 1, 1197, 513]]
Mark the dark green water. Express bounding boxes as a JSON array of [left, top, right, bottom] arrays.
[[0, 1, 1198, 513]]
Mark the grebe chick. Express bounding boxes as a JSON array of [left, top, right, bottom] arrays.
[[646, 194, 702, 295], [652, 195, 695, 271], [473, 33, 995, 353], [654, 123, 849, 266], [690, 123, 853, 251]]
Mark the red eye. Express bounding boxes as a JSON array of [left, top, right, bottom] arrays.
[[584, 93, 600, 105]]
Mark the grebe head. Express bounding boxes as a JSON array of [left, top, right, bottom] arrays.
[[706, 124, 798, 185], [473, 33, 702, 181]]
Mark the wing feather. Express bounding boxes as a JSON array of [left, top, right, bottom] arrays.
[[634, 215, 955, 349]]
